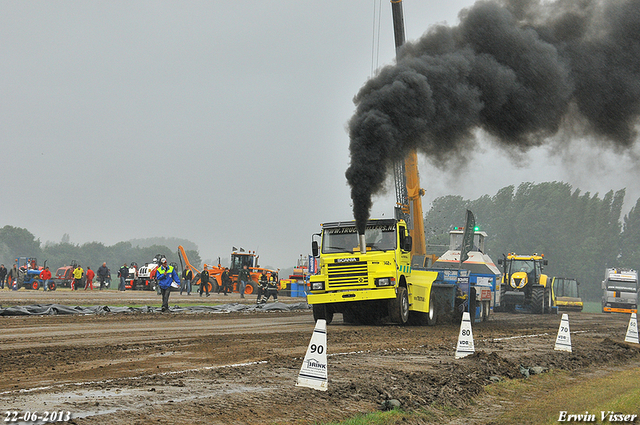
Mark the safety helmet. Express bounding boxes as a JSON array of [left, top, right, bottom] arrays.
[[161, 257, 167, 263]]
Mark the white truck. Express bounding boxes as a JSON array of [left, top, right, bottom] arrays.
[[602, 268, 638, 314]]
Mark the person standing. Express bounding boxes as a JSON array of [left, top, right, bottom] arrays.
[[257, 270, 268, 304], [181, 268, 193, 295], [8, 264, 18, 289], [221, 268, 231, 296], [0, 264, 7, 289], [97, 262, 109, 290], [118, 263, 128, 292], [39, 266, 52, 291], [238, 265, 250, 299], [72, 265, 84, 291], [85, 267, 95, 290], [261, 273, 279, 303], [199, 266, 210, 297], [156, 257, 180, 312]]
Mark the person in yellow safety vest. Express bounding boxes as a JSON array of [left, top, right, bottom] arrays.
[[156, 257, 180, 312], [72, 265, 84, 291]]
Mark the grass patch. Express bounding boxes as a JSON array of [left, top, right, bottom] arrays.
[[320, 409, 437, 425], [320, 367, 640, 425], [485, 367, 640, 424], [582, 301, 602, 313]]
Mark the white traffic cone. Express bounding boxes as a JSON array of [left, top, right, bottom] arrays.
[[455, 312, 475, 359], [624, 313, 639, 344], [296, 319, 328, 391], [554, 313, 572, 353]]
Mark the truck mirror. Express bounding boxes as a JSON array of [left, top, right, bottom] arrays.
[[403, 235, 412, 252], [497, 258, 503, 266], [543, 259, 548, 266], [312, 241, 319, 258]]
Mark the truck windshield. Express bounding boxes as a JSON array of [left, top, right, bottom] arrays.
[[323, 224, 396, 253], [606, 279, 638, 291]]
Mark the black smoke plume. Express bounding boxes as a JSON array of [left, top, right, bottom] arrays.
[[346, 0, 640, 233]]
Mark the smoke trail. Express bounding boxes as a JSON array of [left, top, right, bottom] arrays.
[[346, 0, 640, 232]]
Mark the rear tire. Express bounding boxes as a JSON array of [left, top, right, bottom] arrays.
[[388, 286, 409, 324]]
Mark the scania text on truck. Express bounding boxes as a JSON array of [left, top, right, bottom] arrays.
[[602, 268, 638, 314]]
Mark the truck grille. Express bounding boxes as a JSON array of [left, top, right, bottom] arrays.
[[327, 261, 368, 288]]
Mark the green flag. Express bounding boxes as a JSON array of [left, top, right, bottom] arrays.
[[460, 210, 476, 264]]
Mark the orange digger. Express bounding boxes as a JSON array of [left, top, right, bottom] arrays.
[[178, 246, 278, 296]]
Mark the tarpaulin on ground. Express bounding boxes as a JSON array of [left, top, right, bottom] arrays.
[[0, 302, 311, 316]]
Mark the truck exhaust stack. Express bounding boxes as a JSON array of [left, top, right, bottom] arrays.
[[359, 234, 366, 254]]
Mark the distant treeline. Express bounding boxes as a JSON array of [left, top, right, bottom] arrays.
[[0, 228, 202, 274], [425, 181, 639, 302]]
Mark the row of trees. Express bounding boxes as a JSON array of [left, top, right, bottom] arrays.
[[424, 181, 637, 301], [0, 226, 202, 274]]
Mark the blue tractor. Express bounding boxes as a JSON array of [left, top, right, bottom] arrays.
[[14, 257, 55, 290]]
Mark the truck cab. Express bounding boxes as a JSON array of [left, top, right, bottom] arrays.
[[308, 219, 441, 325], [602, 268, 638, 313]]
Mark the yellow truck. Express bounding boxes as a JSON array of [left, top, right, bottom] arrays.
[[307, 218, 484, 325]]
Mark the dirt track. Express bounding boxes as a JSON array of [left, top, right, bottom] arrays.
[[0, 289, 639, 424]]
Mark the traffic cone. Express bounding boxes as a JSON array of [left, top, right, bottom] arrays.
[[455, 312, 475, 359], [624, 313, 639, 344], [296, 319, 328, 391], [554, 313, 572, 353]]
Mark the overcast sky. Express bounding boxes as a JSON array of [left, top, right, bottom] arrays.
[[2, 1, 639, 269]]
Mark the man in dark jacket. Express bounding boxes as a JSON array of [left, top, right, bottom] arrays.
[[199, 266, 210, 297], [221, 268, 231, 295], [238, 265, 250, 299], [181, 268, 193, 295], [118, 264, 129, 292], [0, 264, 6, 289], [97, 262, 110, 290]]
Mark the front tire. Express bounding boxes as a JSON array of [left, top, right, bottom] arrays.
[[389, 286, 409, 324], [531, 287, 544, 314], [313, 304, 333, 325]]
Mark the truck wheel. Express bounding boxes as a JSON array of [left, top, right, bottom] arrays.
[[32, 281, 39, 290], [389, 286, 409, 324], [427, 291, 437, 326], [313, 304, 333, 325], [482, 301, 490, 322], [49, 282, 56, 291], [531, 287, 544, 314], [245, 282, 256, 295]]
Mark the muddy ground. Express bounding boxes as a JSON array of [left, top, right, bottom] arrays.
[[0, 289, 639, 424]]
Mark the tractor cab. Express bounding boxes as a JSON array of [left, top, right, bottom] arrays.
[[229, 251, 256, 275]]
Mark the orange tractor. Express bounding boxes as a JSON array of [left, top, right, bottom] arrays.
[[178, 246, 278, 295]]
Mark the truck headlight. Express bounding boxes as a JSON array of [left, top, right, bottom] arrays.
[[311, 281, 325, 291], [375, 277, 393, 287]]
